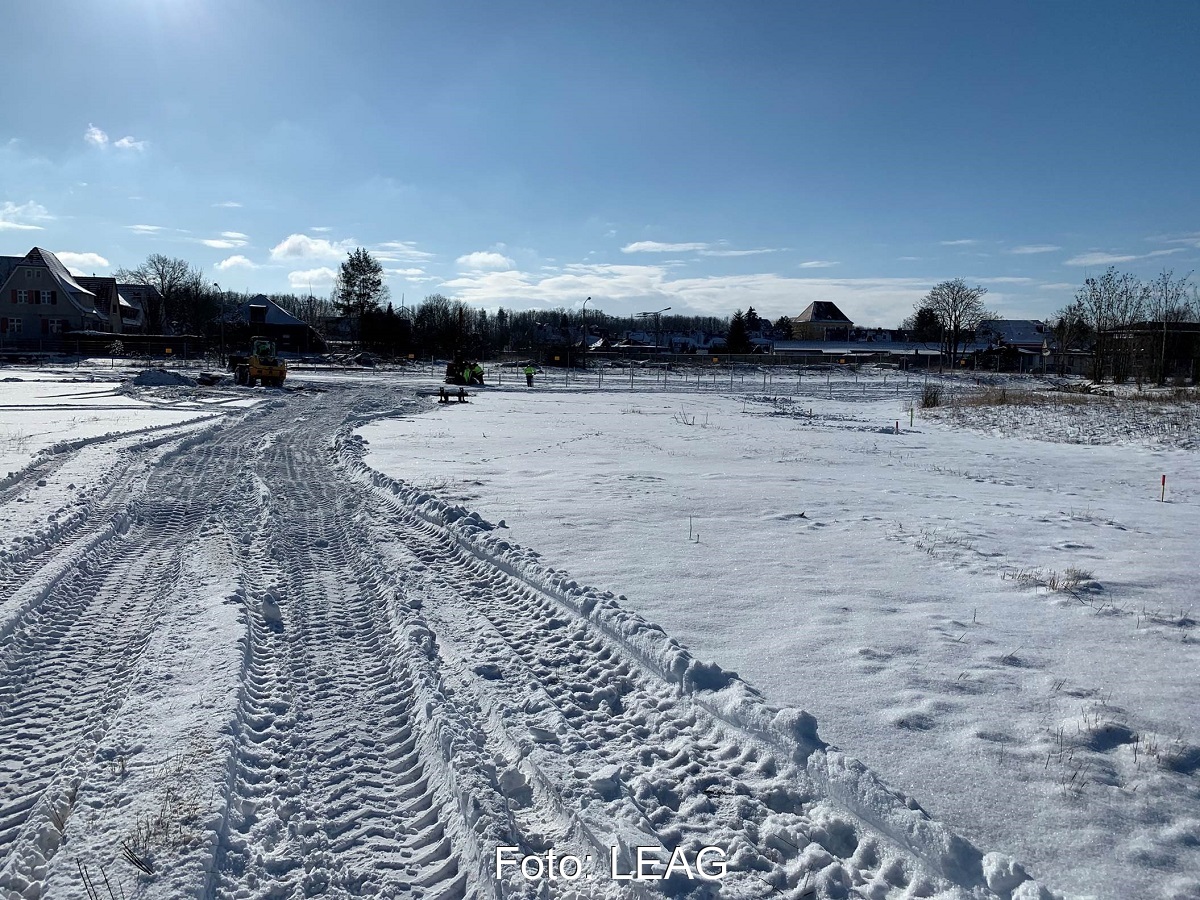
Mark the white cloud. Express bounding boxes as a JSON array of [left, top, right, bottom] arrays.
[[221, 231, 249, 240], [622, 241, 710, 253], [1064, 248, 1184, 267], [127, 224, 165, 234], [456, 250, 515, 270], [621, 240, 781, 257], [1009, 244, 1061, 254], [114, 136, 147, 151], [897, 256, 922, 261], [216, 255, 256, 271], [439, 263, 937, 327], [799, 260, 839, 268], [1157, 232, 1200, 249], [699, 247, 783, 257], [310, 226, 332, 233], [940, 239, 978, 246], [270, 233, 354, 261], [214, 201, 243, 208], [201, 237, 248, 249], [0, 201, 52, 231], [384, 267, 426, 277], [373, 240, 435, 262], [287, 267, 338, 289], [969, 276, 1034, 284], [84, 124, 108, 147], [54, 251, 109, 273]]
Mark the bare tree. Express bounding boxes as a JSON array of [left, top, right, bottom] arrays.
[[113, 254, 205, 333], [1051, 297, 1091, 373], [1146, 270, 1193, 384], [913, 278, 990, 370], [1073, 267, 1149, 382], [272, 292, 335, 329]]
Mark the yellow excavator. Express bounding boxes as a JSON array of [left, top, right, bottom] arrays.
[[230, 337, 287, 387]]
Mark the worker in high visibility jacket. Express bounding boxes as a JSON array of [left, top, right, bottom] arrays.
[[524, 364, 535, 386]]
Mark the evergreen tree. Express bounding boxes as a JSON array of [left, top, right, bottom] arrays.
[[745, 307, 762, 334], [726, 309, 752, 353], [902, 306, 942, 342], [334, 248, 389, 318]]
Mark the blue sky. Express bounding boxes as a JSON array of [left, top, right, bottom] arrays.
[[2, 0, 1197, 326]]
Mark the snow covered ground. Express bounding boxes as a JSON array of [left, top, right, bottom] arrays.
[[359, 368, 1200, 900], [0, 362, 1195, 900]]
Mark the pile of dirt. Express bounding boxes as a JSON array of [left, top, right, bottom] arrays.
[[131, 369, 198, 387]]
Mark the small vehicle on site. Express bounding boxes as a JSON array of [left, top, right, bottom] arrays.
[[445, 357, 484, 386], [230, 337, 287, 387]]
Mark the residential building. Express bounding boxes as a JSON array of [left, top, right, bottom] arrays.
[[115, 284, 156, 334], [76, 276, 123, 333], [228, 295, 325, 353], [976, 319, 1052, 352], [0, 247, 106, 341], [791, 301, 853, 341]]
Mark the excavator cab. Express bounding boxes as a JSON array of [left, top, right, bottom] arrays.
[[253, 338, 277, 364]]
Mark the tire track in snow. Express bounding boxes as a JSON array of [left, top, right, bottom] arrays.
[[0, 385, 1058, 899], [210, 404, 514, 900], [343, 418, 1060, 900], [0, 417, 230, 641], [0, 436, 238, 894], [365, 496, 942, 899]]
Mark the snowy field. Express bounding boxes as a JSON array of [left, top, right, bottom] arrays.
[[0, 362, 1195, 900], [360, 369, 1200, 900]]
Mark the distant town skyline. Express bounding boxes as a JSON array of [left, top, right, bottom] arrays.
[[2, 0, 1197, 326]]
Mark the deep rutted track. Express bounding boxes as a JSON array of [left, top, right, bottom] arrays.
[[209, 415, 500, 900], [0, 424, 239, 896], [0, 386, 1054, 900]]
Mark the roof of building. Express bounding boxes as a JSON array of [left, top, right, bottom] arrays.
[[21, 247, 95, 299], [77, 276, 119, 312], [1, 248, 106, 322], [236, 295, 306, 327], [793, 301, 853, 325], [977, 319, 1049, 347], [0, 256, 22, 285]]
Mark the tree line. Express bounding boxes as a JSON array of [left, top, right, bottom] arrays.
[[109, 249, 1197, 380], [1053, 268, 1196, 383]]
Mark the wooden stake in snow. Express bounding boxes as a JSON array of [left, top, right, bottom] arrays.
[[895, 420, 900, 434], [1161, 474, 1166, 502]]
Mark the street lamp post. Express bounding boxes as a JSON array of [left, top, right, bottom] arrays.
[[213, 282, 225, 368], [581, 296, 591, 365], [637, 306, 671, 350]]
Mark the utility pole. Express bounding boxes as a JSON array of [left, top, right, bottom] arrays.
[[213, 282, 226, 368], [581, 296, 590, 368]]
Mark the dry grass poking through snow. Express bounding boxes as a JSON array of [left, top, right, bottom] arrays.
[[925, 384, 1200, 448]]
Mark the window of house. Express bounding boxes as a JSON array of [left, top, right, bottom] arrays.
[[25, 269, 33, 279], [48, 319, 65, 334], [5, 317, 22, 335], [40, 290, 54, 305], [14, 290, 28, 304]]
